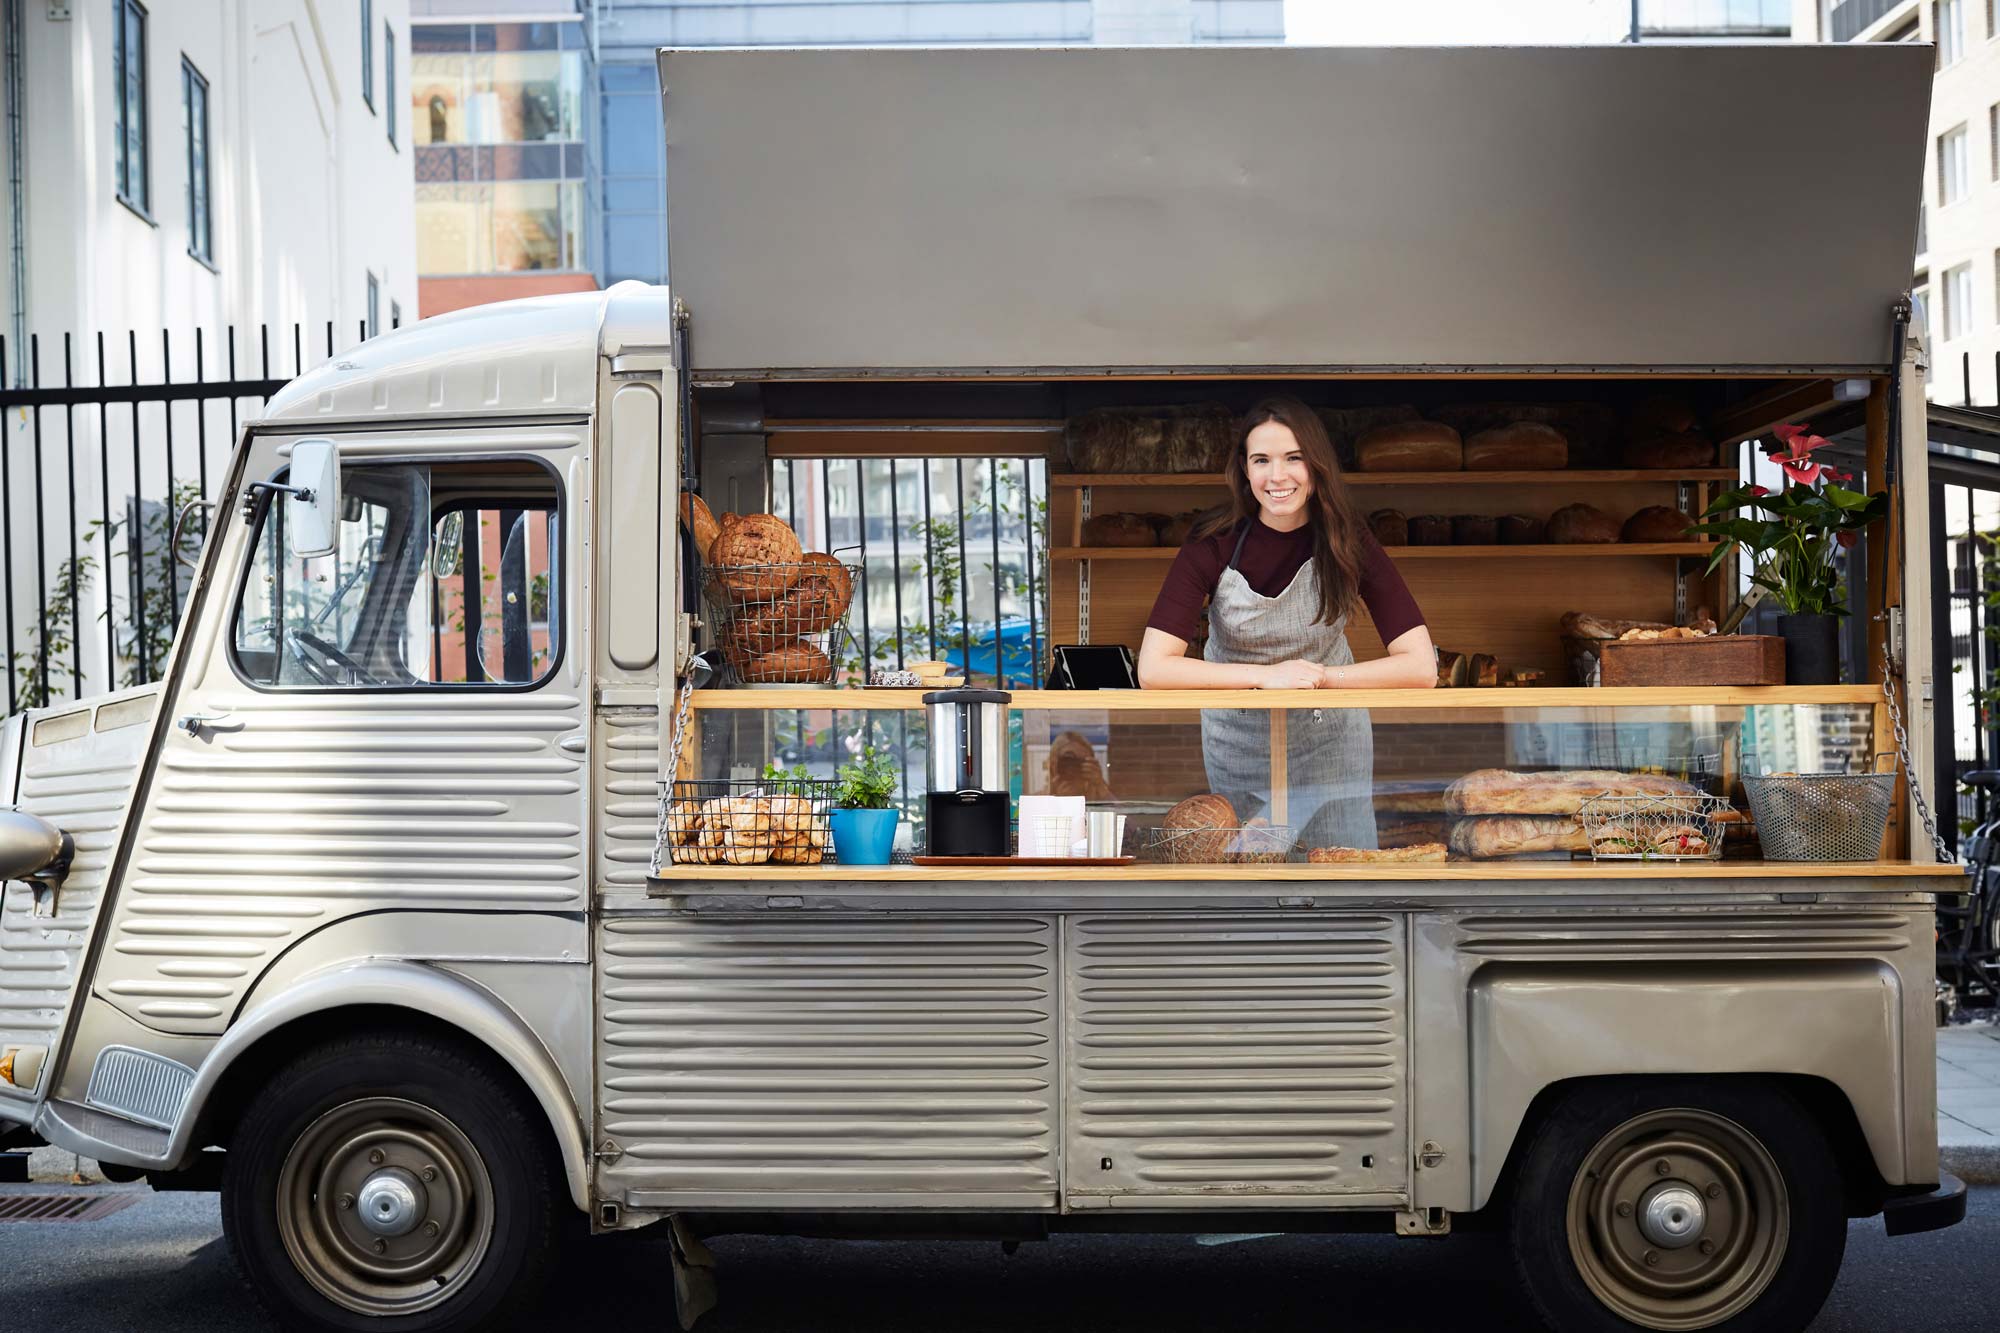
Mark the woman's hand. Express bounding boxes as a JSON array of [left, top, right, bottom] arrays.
[[1258, 659, 1325, 690]]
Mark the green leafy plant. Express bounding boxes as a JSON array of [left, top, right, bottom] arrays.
[[1687, 424, 1887, 616], [833, 746, 898, 810], [760, 760, 817, 798]]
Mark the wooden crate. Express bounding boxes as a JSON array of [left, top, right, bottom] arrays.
[[1599, 635, 1785, 687]]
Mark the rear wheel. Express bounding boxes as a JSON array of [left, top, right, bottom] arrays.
[[1508, 1080, 1846, 1333], [222, 1032, 559, 1332]]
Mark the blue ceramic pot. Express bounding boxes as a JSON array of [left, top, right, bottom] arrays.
[[830, 808, 899, 865]]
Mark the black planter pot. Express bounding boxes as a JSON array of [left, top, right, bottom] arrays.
[[1778, 613, 1841, 685]]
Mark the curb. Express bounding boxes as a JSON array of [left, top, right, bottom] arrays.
[[1939, 1141, 2000, 1187]]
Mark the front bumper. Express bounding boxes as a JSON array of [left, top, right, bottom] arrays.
[[1882, 1172, 1968, 1236]]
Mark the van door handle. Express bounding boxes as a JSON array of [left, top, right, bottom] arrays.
[[177, 712, 243, 737]]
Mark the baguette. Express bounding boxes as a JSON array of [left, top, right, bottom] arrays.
[[1444, 768, 1699, 817], [1448, 815, 1589, 857]]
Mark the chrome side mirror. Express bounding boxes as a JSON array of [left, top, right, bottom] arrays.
[[284, 440, 343, 558], [0, 807, 74, 919]]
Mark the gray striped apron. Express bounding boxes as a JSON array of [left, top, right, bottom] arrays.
[[1200, 522, 1377, 850]]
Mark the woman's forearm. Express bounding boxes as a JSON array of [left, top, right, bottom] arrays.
[[1138, 649, 1271, 690], [1318, 654, 1437, 689]]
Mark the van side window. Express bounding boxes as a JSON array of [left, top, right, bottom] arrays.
[[231, 459, 561, 690]]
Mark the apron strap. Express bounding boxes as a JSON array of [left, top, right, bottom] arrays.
[[1226, 520, 1253, 571]]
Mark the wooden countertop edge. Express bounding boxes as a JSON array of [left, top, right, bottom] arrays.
[[649, 861, 1961, 883], [688, 685, 1883, 710]]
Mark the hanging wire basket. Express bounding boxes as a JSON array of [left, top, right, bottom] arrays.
[[658, 776, 837, 867], [1576, 792, 1731, 861], [700, 559, 860, 686], [1741, 771, 1896, 862]]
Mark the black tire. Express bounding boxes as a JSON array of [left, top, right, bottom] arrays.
[[222, 1030, 561, 1333], [1507, 1079, 1846, 1333]]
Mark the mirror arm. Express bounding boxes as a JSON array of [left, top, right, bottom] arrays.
[[241, 479, 314, 520]]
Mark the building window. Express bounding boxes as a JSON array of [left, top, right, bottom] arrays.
[[1939, 0, 1965, 65], [391, 300, 403, 330], [113, 0, 149, 215], [1944, 262, 1973, 341], [416, 180, 587, 274], [1992, 105, 1999, 181], [181, 59, 212, 264], [386, 24, 397, 147], [362, 0, 375, 111], [1915, 283, 1932, 348], [367, 272, 381, 338], [1919, 202, 1929, 255], [1941, 124, 1970, 206]]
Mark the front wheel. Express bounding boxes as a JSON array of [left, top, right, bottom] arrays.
[[222, 1032, 560, 1332], [1507, 1079, 1847, 1333]]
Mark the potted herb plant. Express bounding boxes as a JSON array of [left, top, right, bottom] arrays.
[[1688, 424, 1888, 685], [829, 747, 900, 865]]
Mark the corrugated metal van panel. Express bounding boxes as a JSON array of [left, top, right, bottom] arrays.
[[596, 709, 659, 891], [596, 914, 1058, 1203], [1066, 912, 1408, 1202]]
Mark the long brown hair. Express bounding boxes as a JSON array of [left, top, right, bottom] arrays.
[[1195, 396, 1368, 627]]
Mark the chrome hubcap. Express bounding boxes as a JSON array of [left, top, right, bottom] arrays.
[[356, 1168, 424, 1238], [1639, 1184, 1706, 1249]]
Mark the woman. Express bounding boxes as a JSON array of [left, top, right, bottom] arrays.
[[1137, 397, 1435, 849]]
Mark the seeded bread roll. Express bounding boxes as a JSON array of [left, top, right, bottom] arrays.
[[1465, 422, 1568, 471], [1621, 506, 1694, 544], [1369, 509, 1410, 546], [1546, 503, 1620, 544], [1354, 421, 1463, 472], [1082, 512, 1160, 547]]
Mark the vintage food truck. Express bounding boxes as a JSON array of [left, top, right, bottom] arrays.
[[0, 42, 1971, 1333]]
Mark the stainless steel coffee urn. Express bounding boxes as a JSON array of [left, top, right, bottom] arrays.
[[923, 688, 1011, 856]]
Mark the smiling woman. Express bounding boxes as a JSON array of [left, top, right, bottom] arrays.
[[1136, 397, 1438, 847]]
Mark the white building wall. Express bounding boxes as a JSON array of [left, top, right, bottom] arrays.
[[0, 0, 416, 711]]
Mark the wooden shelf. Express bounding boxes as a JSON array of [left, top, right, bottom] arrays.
[[689, 685, 1883, 711], [1051, 469, 1740, 488], [1051, 543, 1717, 561], [652, 859, 1960, 883]]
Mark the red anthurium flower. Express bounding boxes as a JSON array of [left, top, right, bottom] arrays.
[[1837, 530, 1859, 549], [1745, 484, 1769, 497], [1821, 467, 1853, 482], [1772, 422, 1811, 447], [1775, 455, 1824, 485]]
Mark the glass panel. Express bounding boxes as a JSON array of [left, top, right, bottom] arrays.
[[416, 183, 493, 273], [603, 94, 662, 174], [492, 180, 565, 270], [411, 23, 474, 55], [123, 1, 147, 210], [413, 53, 467, 145], [605, 212, 663, 285]]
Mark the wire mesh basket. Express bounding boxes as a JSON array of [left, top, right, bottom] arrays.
[[701, 559, 860, 686], [657, 776, 837, 867], [1576, 792, 1731, 861], [1741, 771, 1896, 862], [1148, 823, 1297, 865]]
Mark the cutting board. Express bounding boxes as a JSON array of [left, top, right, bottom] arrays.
[[1599, 635, 1785, 687]]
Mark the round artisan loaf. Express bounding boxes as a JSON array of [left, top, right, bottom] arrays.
[[777, 552, 855, 635], [711, 513, 805, 601], [1623, 431, 1716, 469], [681, 493, 721, 563], [1464, 422, 1568, 471], [1081, 512, 1160, 547], [1156, 509, 1207, 547], [738, 640, 833, 684], [1369, 509, 1410, 546], [1621, 506, 1694, 543], [1546, 503, 1620, 544], [1354, 421, 1463, 472], [1162, 793, 1237, 864]]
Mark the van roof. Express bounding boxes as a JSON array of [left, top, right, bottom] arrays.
[[260, 282, 672, 424]]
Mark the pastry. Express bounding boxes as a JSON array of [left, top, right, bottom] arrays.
[[1162, 793, 1237, 864], [1546, 503, 1620, 544], [1444, 768, 1700, 817], [1465, 422, 1568, 471], [1369, 509, 1410, 546], [1354, 421, 1463, 472], [681, 493, 720, 563], [1082, 512, 1160, 547], [738, 640, 833, 684], [710, 513, 805, 601], [1408, 515, 1453, 545], [1448, 815, 1590, 857], [1452, 515, 1499, 545], [1498, 514, 1545, 545], [1307, 843, 1447, 863]]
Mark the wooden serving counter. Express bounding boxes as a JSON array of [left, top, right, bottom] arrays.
[[689, 685, 1883, 711]]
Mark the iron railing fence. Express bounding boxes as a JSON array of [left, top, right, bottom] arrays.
[[0, 322, 373, 715]]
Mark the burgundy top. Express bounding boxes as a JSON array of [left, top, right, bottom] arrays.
[[1146, 519, 1426, 646]]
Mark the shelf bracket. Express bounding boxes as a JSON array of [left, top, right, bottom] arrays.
[[1078, 484, 1092, 642]]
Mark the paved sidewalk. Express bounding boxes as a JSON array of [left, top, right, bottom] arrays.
[[1938, 1020, 2000, 1184]]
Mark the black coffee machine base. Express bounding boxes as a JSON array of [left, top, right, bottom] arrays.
[[926, 791, 1010, 858]]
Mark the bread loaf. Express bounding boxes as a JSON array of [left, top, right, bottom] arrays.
[[1082, 512, 1160, 547], [738, 640, 833, 684], [1546, 503, 1620, 544], [1444, 768, 1699, 817], [1465, 422, 1568, 471], [1628, 395, 1700, 438], [1157, 509, 1208, 547], [1369, 509, 1410, 546], [1452, 514, 1499, 545], [777, 552, 855, 634], [1355, 421, 1463, 472], [1308, 843, 1448, 863], [681, 493, 720, 563], [711, 514, 805, 601], [1448, 815, 1591, 858], [1621, 506, 1694, 544], [1408, 515, 1453, 545], [1434, 402, 1615, 462], [1162, 793, 1237, 864], [1624, 431, 1715, 470], [1065, 404, 1234, 474], [1376, 814, 1449, 848], [1498, 514, 1545, 545], [1314, 404, 1422, 464]]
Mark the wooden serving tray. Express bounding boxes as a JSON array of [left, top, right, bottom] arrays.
[[1599, 635, 1785, 687], [911, 855, 1136, 867]]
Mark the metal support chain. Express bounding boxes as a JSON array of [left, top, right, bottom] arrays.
[[654, 665, 701, 874], [1881, 634, 1953, 864]]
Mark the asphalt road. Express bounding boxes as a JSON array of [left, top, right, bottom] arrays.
[[4, 1186, 1996, 1331]]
